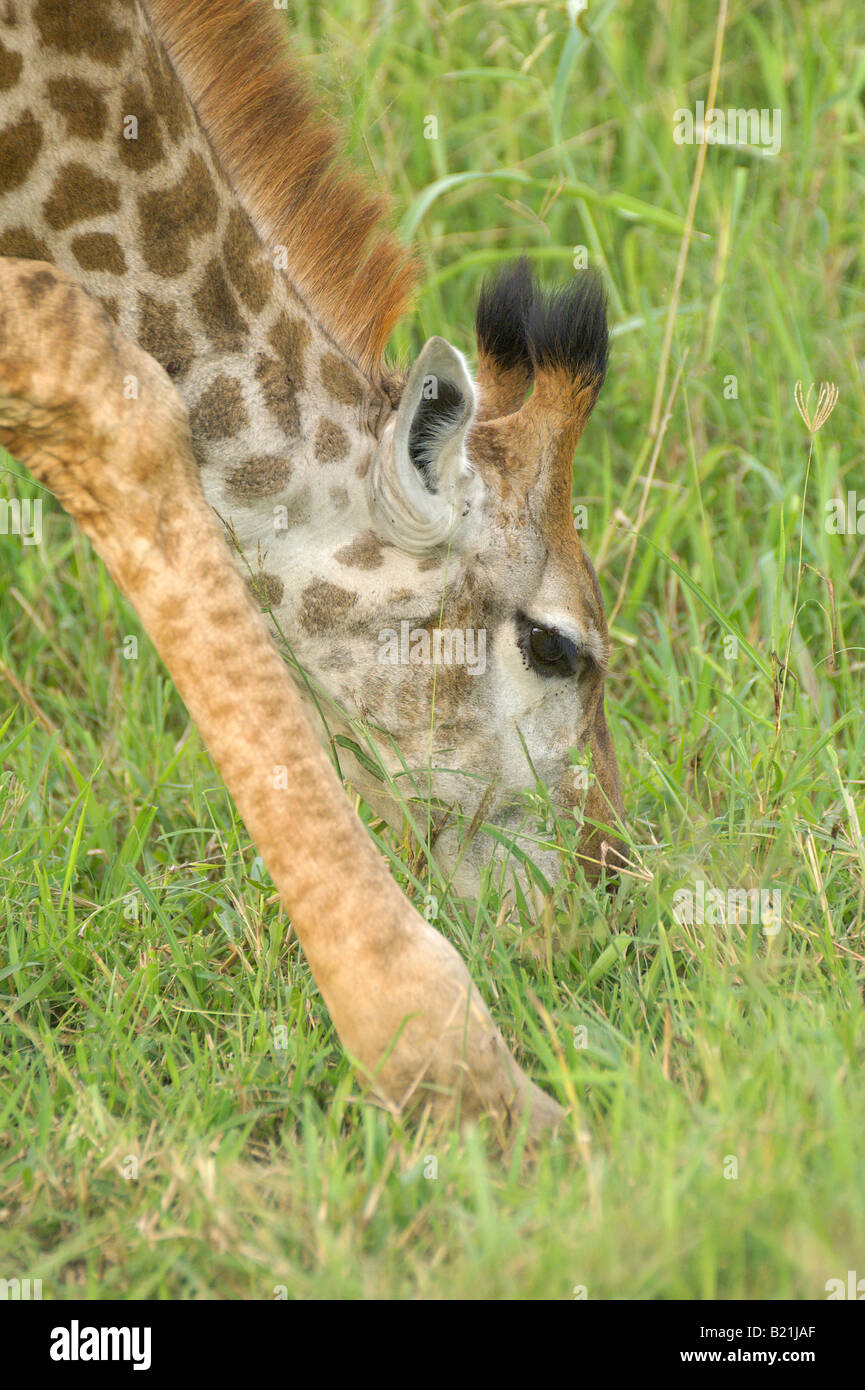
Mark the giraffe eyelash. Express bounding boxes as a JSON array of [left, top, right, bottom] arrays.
[[515, 613, 598, 679]]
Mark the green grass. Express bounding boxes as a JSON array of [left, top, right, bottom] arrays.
[[1, 0, 864, 1299]]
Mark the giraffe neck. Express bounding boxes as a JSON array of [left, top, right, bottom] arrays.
[[0, 0, 389, 568]]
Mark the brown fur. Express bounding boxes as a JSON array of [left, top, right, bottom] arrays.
[[137, 292, 195, 379], [0, 110, 41, 192], [46, 77, 107, 138], [475, 352, 531, 423], [0, 36, 22, 89], [34, 0, 132, 61], [44, 163, 119, 230], [226, 453, 292, 500], [0, 226, 51, 260], [189, 373, 248, 440], [146, 0, 417, 373]]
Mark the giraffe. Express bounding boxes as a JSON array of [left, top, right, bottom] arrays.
[[0, 0, 625, 903], [0, 253, 562, 1132]]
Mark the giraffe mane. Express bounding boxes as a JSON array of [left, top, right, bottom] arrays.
[[146, 0, 417, 374]]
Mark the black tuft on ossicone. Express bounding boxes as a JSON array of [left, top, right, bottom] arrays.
[[475, 256, 535, 373], [524, 270, 609, 388], [475, 259, 609, 390]]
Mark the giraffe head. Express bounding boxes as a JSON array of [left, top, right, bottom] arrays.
[[280, 260, 624, 900]]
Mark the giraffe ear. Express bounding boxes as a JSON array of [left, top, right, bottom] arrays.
[[396, 337, 476, 494], [369, 337, 478, 553]]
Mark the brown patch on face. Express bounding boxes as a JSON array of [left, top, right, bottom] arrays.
[[329, 486, 350, 510], [320, 351, 365, 406], [35, 0, 131, 61], [388, 587, 415, 603], [189, 375, 248, 441], [71, 232, 126, 276], [532, 365, 602, 435], [417, 553, 445, 572], [193, 258, 247, 350], [299, 580, 357, 636], [138, 293, 195, 380], [99, 295, 119, 323], [475, 352, 532, 423], [226, 454, 292, 500], [118, 82, 164, 170], [314, 418, 349, 464], [138, 153, 218, 277], [44, 163, 119, 230], [0, 37, 22, 89], [0, 111, 42, 193], [334, 530, 384, 570], [223, 207, 273, 314], [255, 353, 301, 437], [247, 572, 285, 609], [466, 419, 514, 502], [403, 585, 495, 722], [46, 77, 107, 140], [0, 226, 51, 261]]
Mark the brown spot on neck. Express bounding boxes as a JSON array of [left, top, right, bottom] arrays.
[[34, 0, 131, 61], [118, 81, 165, 171], [0, 227, 51, 262], [44, 163, 120, 231], [314, 419, 349, 464], [0, 111, 42, 194], [255, 353, 301, 437], [269, 311, 310, 385], [223, 207, 274, 314], [138, 152, 218, 277], [47, 77, 107, 139], [0, 36, 22, 89], [138, 293, 195, 381], [321, 351, 365, 407], [143, 39, 192, 143], [71, 232, 126, 276], [189, 375, 248, 441], [193, 257, 248, 350]]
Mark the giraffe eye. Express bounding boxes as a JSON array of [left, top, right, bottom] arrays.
[[529, 625, 563, 665], [518, 617, 586, 678]]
